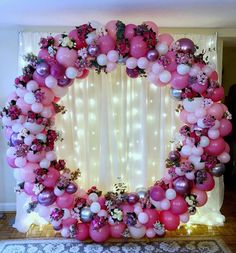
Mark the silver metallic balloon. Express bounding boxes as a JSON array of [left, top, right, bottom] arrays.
[[211, 163, 225, 177], [170, 88, 183, 101], [80, 207, 93, 222], [173, 177, 190, 195], [136, 187, 148, 200]]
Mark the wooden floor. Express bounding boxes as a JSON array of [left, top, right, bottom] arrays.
[[0, 185, 236, 252]]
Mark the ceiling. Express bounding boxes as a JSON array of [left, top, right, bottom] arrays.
[[0, 0, 236, 28]]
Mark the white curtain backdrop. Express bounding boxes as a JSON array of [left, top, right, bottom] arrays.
[[14, 30, 224, 232]]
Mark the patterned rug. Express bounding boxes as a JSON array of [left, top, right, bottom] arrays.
[[0, 237, 231, 253]]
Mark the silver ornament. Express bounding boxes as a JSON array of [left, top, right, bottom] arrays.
[[211, 163, 225, 177], [136, 187, 148, 200], [80, 207, 93, 222], [170, 88, 183, 101]]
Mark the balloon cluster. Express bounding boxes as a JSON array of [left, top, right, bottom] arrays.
[[0, 20, 232, 242]]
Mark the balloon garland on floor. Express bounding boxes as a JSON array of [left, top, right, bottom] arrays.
[[0, 20, 232, 242]]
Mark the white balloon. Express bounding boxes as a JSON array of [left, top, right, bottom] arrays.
[[98, 210, 108, 217], [199, 136, 210, 147], [61, 227, 70, 238], [97, 54, 108, 66], [54, 187, 65, 197], [85, 32, 97, 44], [175, 167, 185, 176], [15, 157, 27, 167], [24, 92, 36, 105], [39, 158, 50, 169], [181, 145, 192, 157], [129, 225, 146, 239], [66, 67, 78, 79], [52, 85, 68, 98], [46, 151, 57, 161], [177, 64, 191, 75], [7, 147, 16, 158], [197, 118, 206, 128], [24, 122, 45, 135], [36, 133, 46, 142], [211, 120, 220, 130], [24, 134, 35, 145], [191, 146, 204, 156], [189, 65, 201, 77], [152, 62, 164, 74], [90, 202, 101, 213], [202, 65, 213, 77], [137, 57, 149, 69], [88, 192, 98, 202], [12, 123, 23, 133], [126, 57, 137, 69], [208, 129, 220, 139], [45, 75, 57, 89], [41, 107, 52, 118], [160, 199, 170, 210], [156, 42, 168, 55], [159, 70, 171, 83], [31, 103, 43, 113], [62, 209, 71, 219], [165, 189, 176, 200], [183, 98, 203, 112], [138, 212, 149, 224], [26, 80, 39, 92], [187, 113, 197, 124]]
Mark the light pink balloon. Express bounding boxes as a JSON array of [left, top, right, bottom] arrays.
[[54, 34, 62, 47], [16, 98, 31, 115], [56, 192, 74, 209], [195, 108, 207, 118], [224, 143, 230, 153], [40, 87, 54, 106], [105, 20, 117, 40], [158, 33, 174, 46], [179, 110, 189, 124], [179, 212, 190, 223], [143, 21, 158, 34], [218, 152, 230, 163], [211, 87, 224, 102], [165, 51, 177, 72], [191, 81, 208, 94], [89, 224, 110, 242], [110, 223, 126, 238], [98, 35, 116, 54], [106, 62, 117, 72], [24, 182, 35, 196], [27, 151, 46, 163], [191, 188, 208, 207], [219, 118, 232, 136], [125, 24, 137, 40], [33, 71, 46, 86], [107, 50, 119, 63], [146, 228, 156, 238], [6, 157, 17, 168], [56, 47, 78, 68], [170, 72, 189, 89], [43, 168, 60, 188], [207, 103, 224, 120], [130, 36, 148, 58]]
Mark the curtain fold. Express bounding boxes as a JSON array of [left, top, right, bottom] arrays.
[[14, 30, 224, 232]]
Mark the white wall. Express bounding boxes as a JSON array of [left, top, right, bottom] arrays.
[[0, 28, 19, 211]]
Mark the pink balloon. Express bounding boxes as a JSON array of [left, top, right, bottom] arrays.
[[56, 47, 78, 68], [158, 33, 174, 46], [89, 224, 110, 242], [19, 168, 35, 182], [54, 34, 62, 47], [211, 71, 218, 81], [130, 36, 148, 58], [121, 203, 134, 216], [105, 20, 117, 40], [62, 218, 77, 226], [33, 71, 46, 86], [207, 104, 224, 120], [27, 151, 46, 163], [24, 182, 35, 196], [125, 24, 137, 40], [6, 157, 17, 168], [39, 87, 54, 106], [38, 49, 52, 61], [56, 192, 74, 209], [165, 52, 177, 72], [143, 21, 158, 34], [205, 138, 226, 156], [98, 35, 116, 54], [43, 168, 60, 188], [159, 210, 180, 231], [97, 196, 106, 209], [16, 98, 31, 115], [23, 162, 40, 171], [179, 110, 189, 124], [191, 81, 208, 94], [170, 72, 189, 89], [110, 223, 126, 238], [195, 172, 215, 191], [150, 186, 165, 201], [170, 196, 188, 215], [211, 87, 224, 102], [75, 223, 89, 241], [191, 188, 208, 207], [219, 118, 232, 137], [68, 29, 87, 50], [218, 151, 230, 163], [144, 209, 158, 228], [224, 143, 230, 153]]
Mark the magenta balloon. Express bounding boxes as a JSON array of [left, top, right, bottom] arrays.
[[6, 157, 17, 168], [36, 62, 50, 77], [195, 172, 215, 191], [37, 188, 56, 206], [88, 44, 100, 57], [144, 208, 159, 228], [219, 118, 232, 137], [65, 182, 78, 194], [38, 49, 51, 61], [98, 35, 115, 54], [177, 38, 195, 54], [191, 188, 208, 207], [125, 24, 137, 40], [127, 192, 139, 204], [170, 72, 189, 89], [146, 49, 159, 61], [56, 192, 74, 208], [50, 63, 65, 79], [165, 51, 177, 72], [170, 196, 188, 215], [159, 210, 180, 231], [205, 138, 226, 156], [110, 223, 126, 238], [33, 71, 46, 86], [121, 203, 134, 216], [130, 36, 148, 58], [158, 33, 174, 46], [43, 168, 60, 188], [126, 67, 139, 78], [211, 87, 224, 102], [24, 182, 35, 196], [150, 186, 165, 201], [62, 217, 77, 226], [173, 177, 190, 195], [97, 196, 106, 209], [89, 223, 110, 242], [58, 75, 73, 87], [75, 223, 89, 241]]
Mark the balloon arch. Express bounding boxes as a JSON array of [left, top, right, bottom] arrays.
[[0, 20, 232, 242]]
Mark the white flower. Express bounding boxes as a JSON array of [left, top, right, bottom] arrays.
[[78, 48, 88, 59], [33, 183, 44, 195]]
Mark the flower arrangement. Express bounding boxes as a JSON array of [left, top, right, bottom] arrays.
[[0, 20, 232, 242]]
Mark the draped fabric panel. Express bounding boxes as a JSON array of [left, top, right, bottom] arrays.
[[13, 31, 224, 232]]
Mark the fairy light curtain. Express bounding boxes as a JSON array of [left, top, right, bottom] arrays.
[[14, 31, 224, 232]]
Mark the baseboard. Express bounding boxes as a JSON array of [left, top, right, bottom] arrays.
[[0, 202, 16, 212]]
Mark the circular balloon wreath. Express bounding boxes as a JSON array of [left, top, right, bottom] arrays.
[[0, 20, 232, 242]]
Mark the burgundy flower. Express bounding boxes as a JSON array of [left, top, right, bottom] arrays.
[[34, 90, 45, 103], [50, 208, 64, 221], [203, 115, 215, 128], [158, 55, 171, 67], [117, 39, 130, 56]]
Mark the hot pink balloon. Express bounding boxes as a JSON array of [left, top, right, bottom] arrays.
[[68, 29, 87, 50], [219, 118, 232, 137], [62, 218, 77, 226], [191, 188, 208, 207], [224, 143, 230, 153], [205, 138, 226, 156], [50, 63, 65, 79], [165, 51, 177, 72], [130, 36, 148, 58], [121, 203, 134, 217], [75, 223, 89, 241], [56, 192, 74, 209], [170, 196, 188, 215], [110, 223, 126, 238], [89, 224, 110, 242], [97, 196, 106, 209], [20, 168, 36, 182], [159, 210, 180, 231], [105, 20, 117, 40], [191, 81, 208, 94], [170, 72, 189, 89], [207, 104, 224, 120], [211, 87, 224, 102], [6, 157, 17, 168], [150, 186, 165, 201], [158, 33, 174, 46], [43, 168, 60, 188], [24, 182, 35, 196], [143, 21, 158, 34], [38, 49, 51, 61], [144, 208, 158, 228], [56, 47, 78, 67], [195, 172, 215, 191], [98, 35, 115, 54], [211, 71, 218, 81], [125, 24, 136, 40], [33, 71, 46, 86]]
